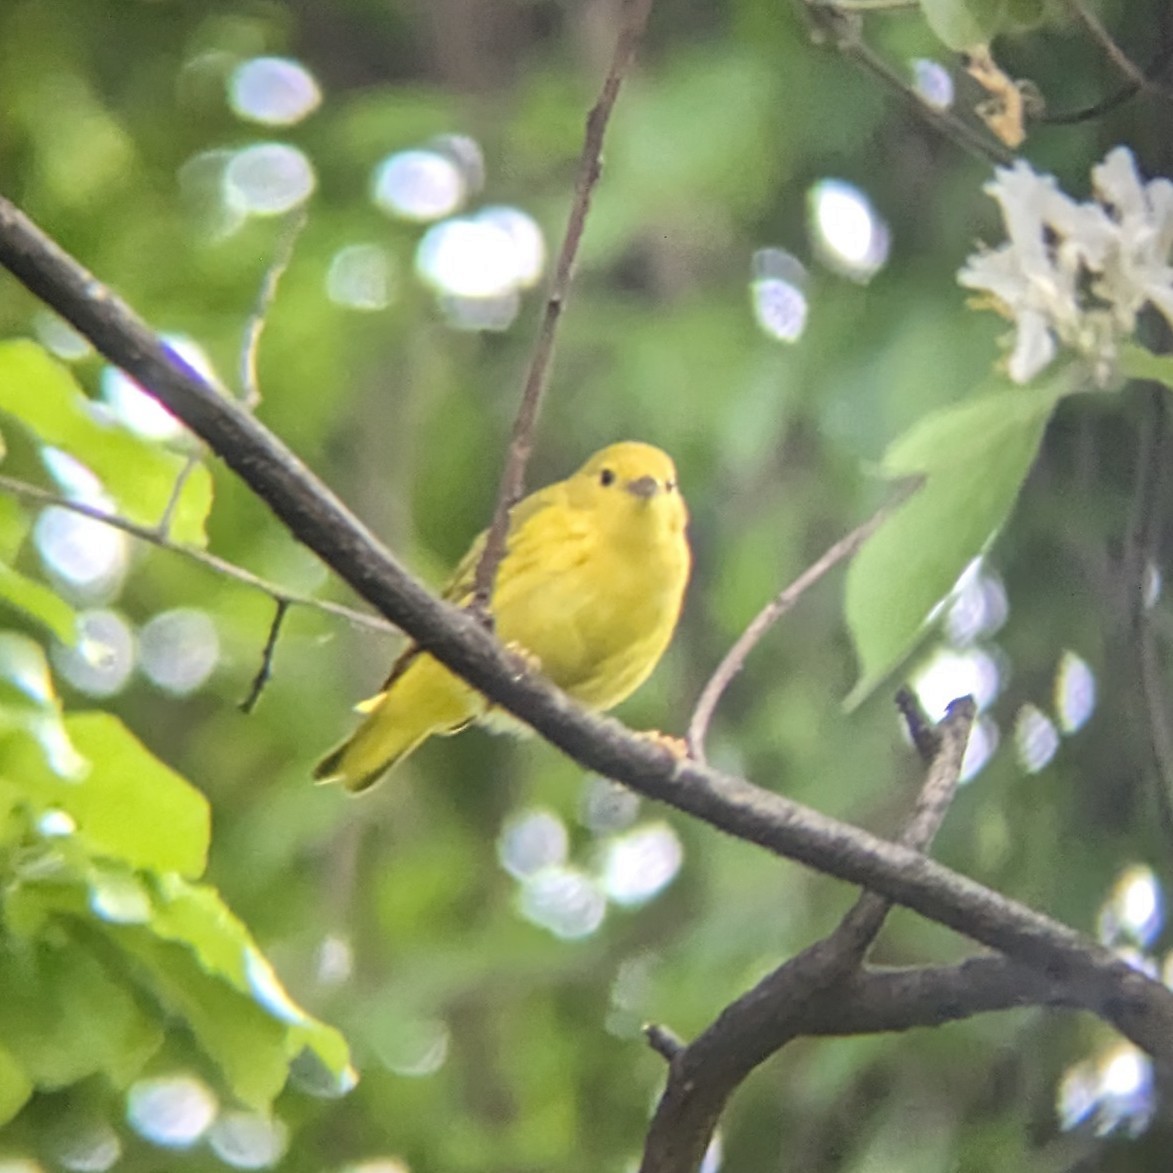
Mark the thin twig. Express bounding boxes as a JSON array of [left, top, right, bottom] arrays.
[[1064, 0, 1172, 100], [641, 698, 975, 1173], [1043, 2, 1173, 123], [644, 1023, 685, 1061], [240, 208, 307, 410], [0, 473, 393, 634], [803, 2, 1014, 167], [1129, 387, 1173, 850], [470, 0, 656, 613], [155, 451, 201, 539], [240, 597, 291, 713], [895, 685, 939, 762], [688, 482, 919, 762]]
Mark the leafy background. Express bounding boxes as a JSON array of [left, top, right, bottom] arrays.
[[1, 0, 1172, 1169]]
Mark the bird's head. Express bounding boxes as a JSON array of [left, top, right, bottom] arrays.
[[569, 441, 688, 540]]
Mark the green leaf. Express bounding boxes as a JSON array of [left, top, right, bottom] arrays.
[[0, 561, 76, 641], [149, 876, 353, 1088], [0, 494, 30, 563], [0, 1041, 33, 1127], [116, 931, 291, 1108], [1121, 342, 1173, 390], [5, 711, 209, 877], [845, 378, 1072, 706], [919, 0, 1006, 49], [0, 935, 161, 1090], [0, 339, 212, 544], [114, 875, 353, 1107]]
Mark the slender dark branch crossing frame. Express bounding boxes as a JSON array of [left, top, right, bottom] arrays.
[[687, 483, 918, 761], [3, 197, 1173, 1083], [0, 472, 394, 634], [470, 0, 657, 613]]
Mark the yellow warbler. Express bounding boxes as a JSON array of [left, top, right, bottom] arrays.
[[314, 441, 691, 792]]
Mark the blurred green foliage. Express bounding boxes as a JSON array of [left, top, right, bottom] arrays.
[[1, 0, 1172, 1170]]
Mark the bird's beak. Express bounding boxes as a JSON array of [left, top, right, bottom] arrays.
[[626, 475, 660, 499]]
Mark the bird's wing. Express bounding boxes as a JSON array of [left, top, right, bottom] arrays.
[[377, 482, 565, 691]]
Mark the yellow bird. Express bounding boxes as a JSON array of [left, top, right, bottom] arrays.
[[314, 441, 691, 792]]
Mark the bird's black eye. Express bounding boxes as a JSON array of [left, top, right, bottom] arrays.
[[599, 468, 615, 487]]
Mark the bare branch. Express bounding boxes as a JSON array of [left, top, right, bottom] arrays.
[[895, 685, 939, 762], [240, 597, 291, 713], [155, 451, 202, 540], [1063, 0, 1172, 101], [688, 483, 918, 761], [240, 207, 307, 410], [800, 955, 1074, 1036], [3, 197, 1173, 1077], [0, 472, 393, 635], [641, 699, 975, 1173], [470, 0, 656, 613], [802, 1, 1014, 166]]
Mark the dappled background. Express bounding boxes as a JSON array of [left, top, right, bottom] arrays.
[[1, 0, 1173, 1169]]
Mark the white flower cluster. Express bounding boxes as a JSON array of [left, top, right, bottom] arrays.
[[959, 147, 1173, 385]]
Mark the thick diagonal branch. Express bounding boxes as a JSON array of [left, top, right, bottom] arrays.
[[2, 198, 1173, 1073]]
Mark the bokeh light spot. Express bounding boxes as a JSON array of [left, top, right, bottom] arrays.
[[1057, 1059, 1099, 1132], [518, 865, 606, 939], [475, 206, 545, 287], [139, 608, 219, 695], [52, 610, 135, 697], [808, 179, 890, 281], [374, 1018, 450, 1077], [372, 149, 466, 222], [327, 244, 396, 311], [912, 645, 1002, 720], [101, 335, 212, 440], [126, 1073, 218, 1148], [498, 807, 569, 879], [41, 448, 107, 504], [1099, 865, 1163, 949], [1098, 1043, 1155, 1136], [208, 1111, 289, 1169], [179, 149, 248, 239], [1144, 561, 1162, 609], [34, 312, 92, 362], [38, 808, 77, 838], [945, 560, 1009, 645], [50, 1118, 120, 1173], [225, 143, 315, 216], [416, 216, 523, 299], [960, 715, 999, 782], [1013, 703, 1059, 773], [315, 932, 354, 987], [600, 822, 683, 907], [751, 248, 808, 342], [35, 509, 129, 601], [912, 59, 954, 110], [580, 775, 641, 835], [229, 57, 320, 126], [1055, 650, 1096, 733]]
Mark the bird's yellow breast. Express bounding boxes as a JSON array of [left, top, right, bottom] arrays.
[[490, 469, 689, 710]]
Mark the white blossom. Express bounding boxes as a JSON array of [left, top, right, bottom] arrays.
[[959, 147, 1173, 385]]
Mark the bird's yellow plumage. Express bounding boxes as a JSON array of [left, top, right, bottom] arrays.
[[314, 441, 691, 792]]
